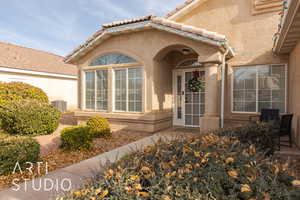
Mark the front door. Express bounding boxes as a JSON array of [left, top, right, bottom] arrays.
[[173, 69, 205, 127]]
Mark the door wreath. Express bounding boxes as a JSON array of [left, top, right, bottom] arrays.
[[188, 71, 204, 92]]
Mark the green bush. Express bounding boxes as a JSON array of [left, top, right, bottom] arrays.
[[0, 82, 48, 108], [0, 100, 61, 135], [60, 126, 92, 151], [217, 123, 276, 155], [61, 126, 300, 200], [87, 116, 111, 138], [0, 136, 40, 175]]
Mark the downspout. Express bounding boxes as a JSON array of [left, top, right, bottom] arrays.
[[221, 48, 230, 129]]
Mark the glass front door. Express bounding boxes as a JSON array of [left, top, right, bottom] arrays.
[[173, 69, 205, 127]]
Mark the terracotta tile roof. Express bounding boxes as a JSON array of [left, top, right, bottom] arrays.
[[0, 42, 77, 76], [273, 0, 300, 54], [65, 15, 228, 63], [102, 15, 153, 28], [165, 0, 198, 18], [152, 17, 226, 40], [252, 0, 284, 15]]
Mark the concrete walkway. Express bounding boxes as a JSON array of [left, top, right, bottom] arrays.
[[0, 133, 176, 200], [35, 125, 71, 156]]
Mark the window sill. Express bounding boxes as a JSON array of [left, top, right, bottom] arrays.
[[113, 110, 143, 114], [231, 111, 258, 115], [80, 109, 146, 116]]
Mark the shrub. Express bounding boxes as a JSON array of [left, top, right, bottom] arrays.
[[0, 132, 9, 139], [0, 136, 40, 175], [0, 82, 48, 108], [0, 100, 61, 135], [60, 126, 92, 151], [87, 116, 111, 138], [61, 127, 300, 200], [217, 123, 276, 155]]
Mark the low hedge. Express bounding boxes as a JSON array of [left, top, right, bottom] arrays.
[[0, 82, 48, 108], [60, 126, 92, 151], [61, 126, 300, 200], [217, 123, 276, 155], [87, 116, 111, 138], [0, 136, 40, 175], [0, 100, 61, 136]]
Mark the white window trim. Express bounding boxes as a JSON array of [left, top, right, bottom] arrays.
[[112, 66, 144, 113], [231, 64, 288, 114], [84, 69, 108, 112]]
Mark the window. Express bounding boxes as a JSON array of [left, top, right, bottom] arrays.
[[114, 68, 142, 112], [96, 70, 108, 110], [85, 53, 141, 112], [177, 59, 201, 68], [90, 53, 137, 66], [233, 64, 286, 113], [115, 69, 127, 111], [85, 69, 108, 110], [85, 71, 95, 110]]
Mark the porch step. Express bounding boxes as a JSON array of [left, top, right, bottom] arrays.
[[275, 149, 300, 159]]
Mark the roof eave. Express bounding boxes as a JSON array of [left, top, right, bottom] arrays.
[[274, 0, 300, 54], [166, 0, 205, 20], [65, 21, 228, 64]]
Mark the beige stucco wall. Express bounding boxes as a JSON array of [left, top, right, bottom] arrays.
[[72, 0, 295, 132], [289, 41, 300, 146], [74, 28, 221, 132], [77, 29, 219, 113], [175, 0, 289, 121]]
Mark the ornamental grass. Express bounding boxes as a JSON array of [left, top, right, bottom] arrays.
[[60, 125, 300, 200]]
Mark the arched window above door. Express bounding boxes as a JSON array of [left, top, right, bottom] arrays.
[[89, 53, 137, 66], [177, 59, 201, 68]]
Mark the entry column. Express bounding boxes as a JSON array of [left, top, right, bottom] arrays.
[[200, 63, 220, 132]]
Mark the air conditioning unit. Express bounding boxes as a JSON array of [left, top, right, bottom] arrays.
[[51, 100, 67, 112]]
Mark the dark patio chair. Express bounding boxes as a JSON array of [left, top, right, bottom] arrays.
[[249, 108, 280, 123], [273, 114, 293, 150]]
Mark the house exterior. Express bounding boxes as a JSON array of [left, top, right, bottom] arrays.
[[65, 0, 299, 145], [0, 42, 78, 110], [274, 0, 300, 146]]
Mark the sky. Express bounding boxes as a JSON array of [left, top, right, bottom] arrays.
[[0, 0, 184, 56]]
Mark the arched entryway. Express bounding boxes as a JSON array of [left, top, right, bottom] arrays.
[[66, 16, 232, 133], [153, 44, 207, 128]]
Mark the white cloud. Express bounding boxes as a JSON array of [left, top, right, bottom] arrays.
[[0, 28, 69, 56], [142, 0, 184, 15], [77, 0, 135, 21], [12, 1, 84, 43], [0, 0, 186, 56]]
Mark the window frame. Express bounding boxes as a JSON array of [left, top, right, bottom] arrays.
[[84, 69, 108, 112], [112, 66, 144, 113], [231, 64, 288, 114], [89, 53, 138, 66], [176, 58, 201, 68], [84, 70, 96, 111]]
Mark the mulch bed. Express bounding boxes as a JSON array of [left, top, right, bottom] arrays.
[[2, 128, 300, 192], [290, 160, 300, 178], [0, 130, 152, 191], [278, 157, 300, 179]]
